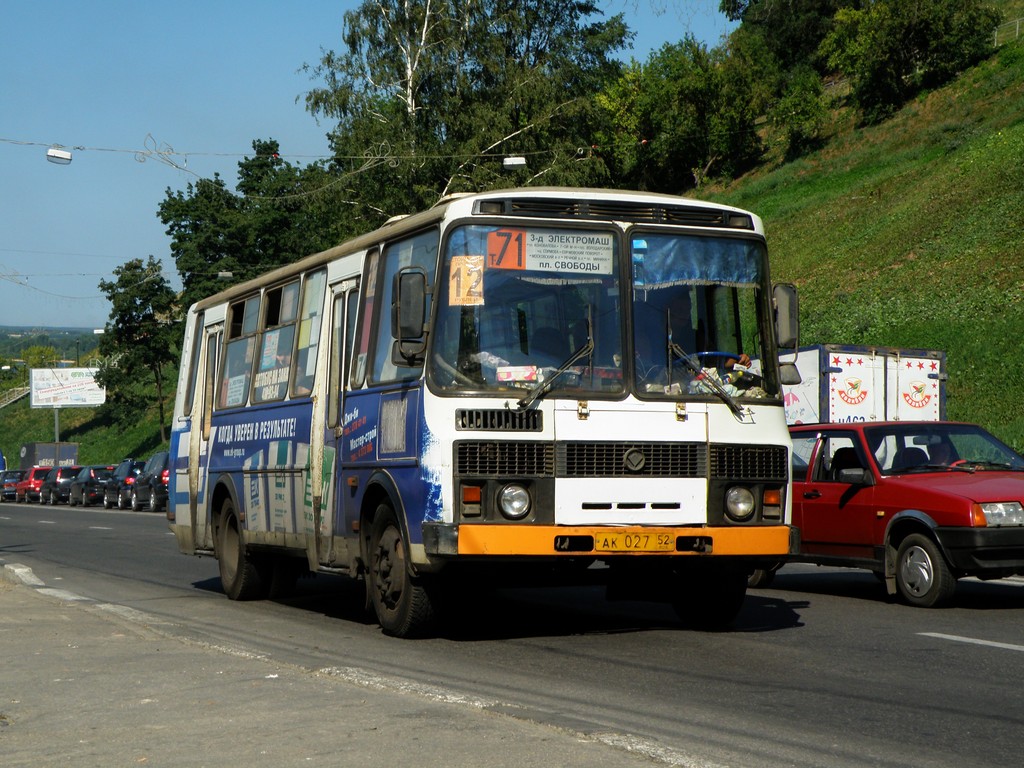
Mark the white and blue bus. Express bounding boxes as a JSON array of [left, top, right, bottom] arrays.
[[169, 187, 801, 637]]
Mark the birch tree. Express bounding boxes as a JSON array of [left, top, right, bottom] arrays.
[[303, 0, 630, 225]]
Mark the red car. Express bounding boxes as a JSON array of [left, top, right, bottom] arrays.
[[15, 466, 51, 503], [752, 421, 1024, 606], [1, 469, 25, 502]]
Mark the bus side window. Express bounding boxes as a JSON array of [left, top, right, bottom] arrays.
[[220, 337, 254, 409], [368, 230, 438, 385], [292, 269, 326, 398], [182, 312, 203, 417], [351, 249, 379, 390], [253, 280, 300, 404], [219, 297, 259, 409], [345, 287, 358, 385], [327, 286, 358, 429]]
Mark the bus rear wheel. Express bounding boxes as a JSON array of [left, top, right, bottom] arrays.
[[218, 497, 269, 601], [368, 503, 435, 637]]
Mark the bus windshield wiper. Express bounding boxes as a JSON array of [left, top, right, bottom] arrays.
[[517, 321, 594, 411], [667, 339, 745, 417]]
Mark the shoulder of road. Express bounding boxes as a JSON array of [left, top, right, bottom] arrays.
[[0, 560, 678, 768]]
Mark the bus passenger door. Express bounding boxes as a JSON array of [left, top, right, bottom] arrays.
[[188, 326, 220, 552], [306, 279, 357, 569]]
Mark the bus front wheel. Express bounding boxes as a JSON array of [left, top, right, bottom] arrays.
[[218, 497, 269, 601], [368, 503, 435, 637]]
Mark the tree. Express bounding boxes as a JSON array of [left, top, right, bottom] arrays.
[[721, 0, 848, 73], [159, 139, 344, 313], [20, 345, 59, 370], [821, 0, 1000, 123], [303, 0, 630, 223], [770, 64, 827, 158], [94, 257, 179, 443], [596, 35, 762, 192]]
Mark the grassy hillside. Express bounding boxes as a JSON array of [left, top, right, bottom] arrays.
[[0, 395, 168, 469], [710, 39, 1024, 448]]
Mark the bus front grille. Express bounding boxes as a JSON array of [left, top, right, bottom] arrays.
[[455, 441, 788, 481], [710, 444, 788, 481], [455, 441, 555, 476], [557, 442, 706, 477], [455, 408, 542, 431]]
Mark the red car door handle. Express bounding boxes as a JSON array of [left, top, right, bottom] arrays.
[[803, 489, 821, 499]]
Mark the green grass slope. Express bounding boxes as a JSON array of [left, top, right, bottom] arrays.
[[0, 395, 168, 470], [711, 41, 1024, 447]]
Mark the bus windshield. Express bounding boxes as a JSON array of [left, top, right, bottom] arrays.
[[429, 223, 625, 396], [428, 223, 779, 401], [631, 233, 779, 400]]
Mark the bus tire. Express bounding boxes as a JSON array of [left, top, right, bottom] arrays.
[[671, 563, 748, 631], [368, 503, 435, 638], [218, 497, 269, 601], [747, 563, 780, 588]]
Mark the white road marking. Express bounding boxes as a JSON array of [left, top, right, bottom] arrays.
[[919, 632, 1024, 653]]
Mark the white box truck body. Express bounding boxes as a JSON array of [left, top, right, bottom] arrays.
[[783, 344, 946, 425]]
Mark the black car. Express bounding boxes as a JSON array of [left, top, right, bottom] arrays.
[[131, 450, 170, 512], [0, 469, 24, 502], [39, 465, 82, 505], [69, 465, 116, 507], [103, 458, 145, 509]]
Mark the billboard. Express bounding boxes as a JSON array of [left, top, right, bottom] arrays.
[[29, 367, 107, 408]]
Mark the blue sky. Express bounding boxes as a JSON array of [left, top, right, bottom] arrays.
[[0, 0, 735, 329]]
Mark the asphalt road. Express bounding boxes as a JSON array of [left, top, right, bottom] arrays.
[[3, 501, 1024, 767]]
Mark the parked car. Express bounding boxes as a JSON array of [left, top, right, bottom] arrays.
[[1, 469, 25, 502], [39, 465, 82, 505], [68, 464, 116, 507], [131, 450, 170, 512], [750, 421, 1024, 606], [15, 466, 51, 503], [103, 458, 145, 509]]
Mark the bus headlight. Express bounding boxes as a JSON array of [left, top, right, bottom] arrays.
[[498, 484, 531, 520], [725, 486, 755, 522]]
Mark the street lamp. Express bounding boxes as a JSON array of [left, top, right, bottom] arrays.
[[46, 146, 72, 165]]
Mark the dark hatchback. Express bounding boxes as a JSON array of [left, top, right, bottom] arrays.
[[39, 465, 82, 505], [132, 450, 170, 512], [69, 465, 116, 507], [104, 458, 145, 509]]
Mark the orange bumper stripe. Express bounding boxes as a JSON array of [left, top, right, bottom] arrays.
[[457, 525, 792, 556]]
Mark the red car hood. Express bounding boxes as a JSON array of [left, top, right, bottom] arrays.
[[885, 470, 1024, 503]]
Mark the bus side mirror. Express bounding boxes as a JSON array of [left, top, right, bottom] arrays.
[[392, 268, 428, 365], [774, 283, 799, 351]]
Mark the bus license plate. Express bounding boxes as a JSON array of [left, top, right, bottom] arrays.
[[593, 532, 675, 552]]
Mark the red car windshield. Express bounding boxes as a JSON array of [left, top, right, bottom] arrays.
[[862, 423, 1024, 475]]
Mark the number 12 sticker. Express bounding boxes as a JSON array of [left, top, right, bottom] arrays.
[[449, 254, 484, 306]]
